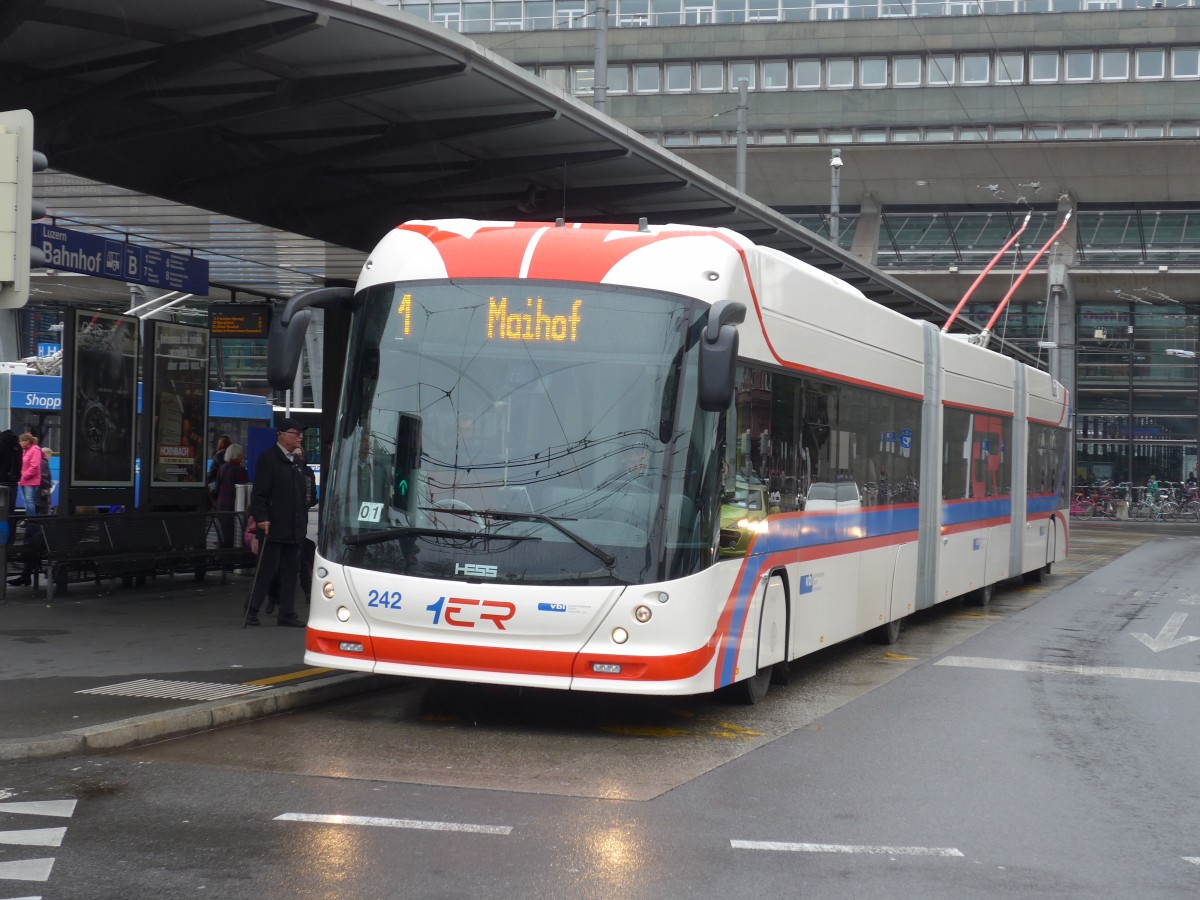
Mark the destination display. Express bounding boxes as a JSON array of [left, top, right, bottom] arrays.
[[394, 291, 586, 344], [209, 304, 270, 338]]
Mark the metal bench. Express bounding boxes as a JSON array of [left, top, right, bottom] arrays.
[[27, 512, 257, 600]]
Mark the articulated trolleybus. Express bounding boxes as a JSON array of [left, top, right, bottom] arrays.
[[270, 219, 1069, 703]]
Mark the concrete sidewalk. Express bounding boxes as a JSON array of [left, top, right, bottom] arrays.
[[0, 570, 390, 761]]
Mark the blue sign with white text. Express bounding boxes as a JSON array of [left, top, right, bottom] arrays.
[[33, 223, 209, 294]]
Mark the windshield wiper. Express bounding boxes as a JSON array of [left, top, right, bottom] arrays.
[[343, 525, 540, 547], [469, 509, 617, 568]]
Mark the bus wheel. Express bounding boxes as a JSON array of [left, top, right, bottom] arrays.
[[872, 616, 904, 645], [968, 583, 993, 607], [1023, 566, 1044, 583], [730, 664, 773, 705]]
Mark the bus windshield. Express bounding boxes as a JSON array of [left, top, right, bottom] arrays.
[[322, 280, 724, 585]]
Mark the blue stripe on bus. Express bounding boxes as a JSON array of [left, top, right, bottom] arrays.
[[940, 497, 1011, 525], [714, 492, 1065, 687]]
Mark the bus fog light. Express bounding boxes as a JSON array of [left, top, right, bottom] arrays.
[[611, 627, 629, 644], [592, 662, 622, 674], [336, 606, 351, 622], [339, 641, 364, 653], [634, 605, 652, 623], [317, 566, 328, 578], [322, 582, 335, 599], [657, 591, 669, 604]]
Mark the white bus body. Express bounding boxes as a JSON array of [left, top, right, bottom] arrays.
[[300, 220, 1069, 699]]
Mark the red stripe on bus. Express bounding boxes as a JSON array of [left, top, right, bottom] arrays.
[[309, 628, 718, 683], [943, 399, 1013, 416], [940, 516, 1011, 535]]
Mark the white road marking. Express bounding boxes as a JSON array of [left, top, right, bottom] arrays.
[[936, 656, 1200, 684], [1183, 857, 1200, 865], [731, 840, 963, 857], [0, 895, 43, 900], [0, 829, 65, 848], [1131, 613, 1200, 652], [0, 801, 76, 819], [275, 813, 512, 835], [0, 858, 54, 882]]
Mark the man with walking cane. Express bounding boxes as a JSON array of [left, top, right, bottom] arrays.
[[242, 419, 310, 627]]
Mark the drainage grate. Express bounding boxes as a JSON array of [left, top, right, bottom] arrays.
[[78, 679, 268, 701]]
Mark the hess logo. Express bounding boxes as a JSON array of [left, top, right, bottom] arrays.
[[455, 563, 498, 579]]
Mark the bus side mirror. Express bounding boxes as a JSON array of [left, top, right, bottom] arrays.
[[267, 307, 310, 390], [698, 300, 746, 412], [266, 286, 354, 391]]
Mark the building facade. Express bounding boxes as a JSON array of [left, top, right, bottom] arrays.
[[385, 2, 1200, 486]]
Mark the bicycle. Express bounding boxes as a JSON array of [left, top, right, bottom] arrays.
[[1070, 491, 1095, 520], [1129, 486, 1179, 521], [1177, 483, 1200, 522]]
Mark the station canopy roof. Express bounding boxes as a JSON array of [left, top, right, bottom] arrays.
[[0, 0, 1034, 361]]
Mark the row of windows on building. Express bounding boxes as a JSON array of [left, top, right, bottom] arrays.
[[645, 121, 1200, 147], [541, 47, 1200, 97], [387, 0, 1198, 32]]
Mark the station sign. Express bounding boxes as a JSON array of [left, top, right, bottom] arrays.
[[209, 303, 270, 338], [33, 223, 209, 294], [10, 373, 60, 410]]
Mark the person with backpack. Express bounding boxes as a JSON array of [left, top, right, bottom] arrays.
[[205, 435, 231, 504], [213, 443, 249, 548], [36, 446, 53, 515]]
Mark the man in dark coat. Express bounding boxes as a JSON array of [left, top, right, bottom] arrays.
[[245, 419, 310, 627], [0, 430, 21, 546]]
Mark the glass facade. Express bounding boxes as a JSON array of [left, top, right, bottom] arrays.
[[385, 0, 1197, 29], [951, 300, 1200, 487]]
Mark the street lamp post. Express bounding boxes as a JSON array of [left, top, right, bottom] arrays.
[[829, 149, 843, 243]]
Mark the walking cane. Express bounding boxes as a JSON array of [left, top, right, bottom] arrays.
[[242, 533, 267, 629]]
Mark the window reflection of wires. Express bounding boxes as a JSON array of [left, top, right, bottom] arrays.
[[422, 429, 659, 485]]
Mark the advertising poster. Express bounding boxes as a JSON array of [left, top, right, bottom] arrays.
[[70, 310, 138, 487], [151, 322, 209, 487]]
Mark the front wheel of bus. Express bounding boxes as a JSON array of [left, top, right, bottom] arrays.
[[731, 664, 774, 705]]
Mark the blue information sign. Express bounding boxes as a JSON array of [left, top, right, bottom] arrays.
[[33, 223, 209, 294]]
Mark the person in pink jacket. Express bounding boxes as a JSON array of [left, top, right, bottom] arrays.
[[17, 433, 41, 514]]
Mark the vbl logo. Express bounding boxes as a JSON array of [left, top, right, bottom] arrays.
[[427, 596, 516, 630], [799, 574, 814, 594]]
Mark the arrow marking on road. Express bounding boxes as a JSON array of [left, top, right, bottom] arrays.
[[1131, 612, 1200, 652], [0, 829, 65, 848]]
